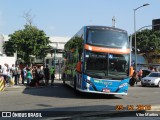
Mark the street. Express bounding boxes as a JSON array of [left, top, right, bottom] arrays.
[[0, 80, 160, 119]]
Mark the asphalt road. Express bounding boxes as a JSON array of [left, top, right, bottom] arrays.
[[0, 80, 160, 119]]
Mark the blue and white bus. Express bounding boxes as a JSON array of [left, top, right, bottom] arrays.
[[62, 26, 131, 95]]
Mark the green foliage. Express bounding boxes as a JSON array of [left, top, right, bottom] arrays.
[[64, 36, 83, 53], [3, 25, 51, 64], [131, 29, 160, 62]]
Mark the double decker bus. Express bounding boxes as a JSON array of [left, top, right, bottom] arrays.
[[62, 26, 131, 95]]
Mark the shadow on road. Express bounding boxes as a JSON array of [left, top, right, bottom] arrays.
[[22, 81, 122, 99], [19, 105, 141, 119]]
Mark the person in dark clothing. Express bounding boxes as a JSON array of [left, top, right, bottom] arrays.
[[13, 65, 18, 85], [50, 67, 55, 85], [35, 66, 44, 85], [21, 67, 27, 85], [129, 71, 138, 86], [44, 65, 50, 86]]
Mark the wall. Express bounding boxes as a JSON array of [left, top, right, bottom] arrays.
[[0, 56, 16, 68], [0, 34, 4, 55]]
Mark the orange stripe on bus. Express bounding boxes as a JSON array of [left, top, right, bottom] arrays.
[[85, 44, 130, 54]]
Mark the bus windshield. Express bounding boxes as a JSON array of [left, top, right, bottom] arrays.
[[84, 50, 129, 79], [87, 28, 129, 48]]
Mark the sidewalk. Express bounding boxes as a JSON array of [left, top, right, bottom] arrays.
[[4, 79, 62, 91], [4, 84, 26, 91]]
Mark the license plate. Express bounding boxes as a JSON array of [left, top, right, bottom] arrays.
[[103, 89, 110, 93]]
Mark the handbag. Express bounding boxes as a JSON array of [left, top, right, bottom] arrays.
[[10, 79, 14, 85]]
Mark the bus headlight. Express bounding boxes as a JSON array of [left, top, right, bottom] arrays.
[[84, 79, 90, 91], [119, 83, 128, 89]]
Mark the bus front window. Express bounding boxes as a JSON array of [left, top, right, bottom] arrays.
[[109, 54, 128, 74], [85, 52, 108, 78], [87, 29, 129, 48], [84, 51, 129, 79]]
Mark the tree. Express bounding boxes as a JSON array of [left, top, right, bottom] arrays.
[[131, 29, 160, 63], [3, 25, 52, 64]]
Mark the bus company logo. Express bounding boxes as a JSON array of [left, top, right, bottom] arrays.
[[2, 112, 11, 117], [103, 82, 112, 86]]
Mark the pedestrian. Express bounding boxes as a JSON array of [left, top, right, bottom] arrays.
[[10, 64, 15, 81], [26, 67, 33, 86], [11, 64, 18, 85], [50, 67, 55, 86], [36, 66, 44, 80], [14, 65, 18, 85], [6, 69, 12, 86], [2, 63, 8, 86], [129, 71, 138, 86], [21, 67, 27, 84], [43, 65, 50, 86], [0, 65, 2, 73], [151, 67, 155, 72], [17, 65, 21, 84], [32, 66, 37, 79], [138, 69, 143, 83], [154, 67, 158, 72]]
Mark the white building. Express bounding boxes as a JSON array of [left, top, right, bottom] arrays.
[[0, 34, 4, 55], [44, 36, 70, 79], [0, 34, 70, 67], [0, 34, 16, 67], [45, 36, 70, 68]]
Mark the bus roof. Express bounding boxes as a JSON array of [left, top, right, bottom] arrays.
[[84, 25, 127, 33]]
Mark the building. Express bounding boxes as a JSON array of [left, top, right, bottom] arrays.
[[44, 36, 70, 68], [1, 34, 69, 79], [0, 33, 4, 56], [0, 34, 16, 67], [44, 36, 70, 79], [152, 18, 160, 31]]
